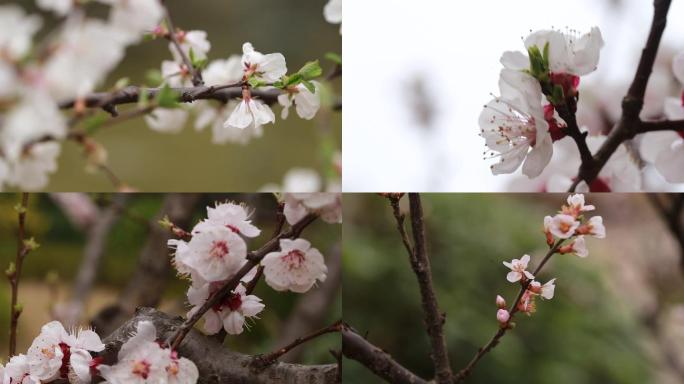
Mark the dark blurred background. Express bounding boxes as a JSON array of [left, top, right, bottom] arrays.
[[2, 0, 341, 191], [343, 194, 684, 383], [0, 193, 341, 365]]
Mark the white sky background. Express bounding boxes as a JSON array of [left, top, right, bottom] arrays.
[[343, 0, 684, 192]]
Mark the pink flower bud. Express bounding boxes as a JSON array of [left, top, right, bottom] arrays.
[[496, 309, 510, 325], [495, 295, 506, 309]]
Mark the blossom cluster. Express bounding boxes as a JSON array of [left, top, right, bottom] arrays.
[[496, 194, 605, 326], [480, 27, 604, 179], [0, 319, 198, 383], [0, 0, 340, 191], [0, 1, 165, 190], [168, 193, 341, 336]]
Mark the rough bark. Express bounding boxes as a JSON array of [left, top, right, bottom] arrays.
[[100, 308, 337, 384]]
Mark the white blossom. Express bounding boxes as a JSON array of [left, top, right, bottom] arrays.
[[545, 213, 579, 239], [36, 0, 76, 16], [43, 19, 127, 100], [203, 56, 243, 86], [104, 0, 165, 43], [0, 5, 41, 60], [171, 30, 211, 62], [144, 108, 189, 133], [283, 193, 342, 225], [187, 283, 264, 335], [262, 238, 327, 293], [502, 27, 604, 77], [224, 96, 275, 130], [26, 321, 104, 382], [278, 82, 321, 120], [7, 142, 60, 191], [192, 202, 261, 238], [241, 42, 287, 83], [480, 69, 552, 177], [194, 102, 264, 145], [503, 254, 534, 283], [161, 60, 192, 88], [99, 321, 198, 384], [4, 354, 40, 384], [175, 226, 247, 282]]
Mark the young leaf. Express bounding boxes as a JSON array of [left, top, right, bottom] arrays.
[[301, 80, 316, 93], [324, 52, 342, 65], [298, 60, 323, 80], [156, 84, 180, 108], [83, 114, 109, 134]]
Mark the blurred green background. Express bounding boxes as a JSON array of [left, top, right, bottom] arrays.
[[5, 0, 341, 191], [0, 193, 341, 365], [343, 194, 684, 383]]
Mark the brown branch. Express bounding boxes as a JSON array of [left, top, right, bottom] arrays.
[[167, 213, 319, 350], [647, 194, 684, 275], [637, 119, 684, 134], [254, 321, 342, 367], [404, 193, 453, 384], [454, 240, 564, 382], [99, 308, 337, 384], [8, 193, 30, 357], [570, 0, 672, 191], [341, 324, 428, 384], [58, 85, 279, 112]]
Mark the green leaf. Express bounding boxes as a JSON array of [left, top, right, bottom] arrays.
[[138, 88, 150, 108], [156, 84, 180, 108], [324, 52, 342, 65], [542, 42, 550, 69], [247, 76, 266, 88], [83, 114, 109, 134], [146, 69, 163, 87], [114, 77, 130, 90], [297, 60, 323, 80], [284, 73, 304, 87]]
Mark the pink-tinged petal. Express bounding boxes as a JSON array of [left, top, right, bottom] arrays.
[[203, 310, 223, 335], [223, 311, 245, 335], [655, 139, 684, 183], [500, 51, 529, 71], [225, 100, 252, 129], [506, 271, 521, 283], [522, 136, 553, 178], [673, 51, 684, 85]]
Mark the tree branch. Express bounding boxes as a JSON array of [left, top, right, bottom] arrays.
[[341, 324, 428, 384], [100, 307, 337, 384], [637, 119, 684, 134], [570, 0, 672, 191], [167, 213, 319, 350], [454, 240, 564, 382], [404, 193, 453, 384], [58, 85, 279, 112], [254, 321, 342, 367], [8, 193, 29, 357]]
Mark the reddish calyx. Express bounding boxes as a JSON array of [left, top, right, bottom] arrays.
[[550, 72, 580, 98], [543, 104, 567, 141]]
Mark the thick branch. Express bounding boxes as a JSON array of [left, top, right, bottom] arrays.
[[570, 0, 672, 191], [100, 308, 337, 384], [638, 119, 684, 134], [342, 325, 427, 384], [405, 194, 453, 384]]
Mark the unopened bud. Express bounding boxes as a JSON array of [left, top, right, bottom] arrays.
[[23, 237, 40, 252], [495, 295, 506, 309], [5, 262, 16, 278], [496, 309, 510, 326]]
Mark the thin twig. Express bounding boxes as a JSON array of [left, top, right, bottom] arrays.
[[8, 193, 30, 357], [162, 2, 203, 86], [167, 213, 318, 350], [454, 240, 564, 382], [569, 0, 672, 191], [253, 321, 342, 368]]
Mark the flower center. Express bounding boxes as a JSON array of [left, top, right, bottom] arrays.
[[226, 293, 242, 311], [210, 240, 229, 259], [282, 249, 306, 270], [132, 360, 151, 379], [59, 342, 71, 378], [167, 361, 179, 376], [559, 220, 572, 233]]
